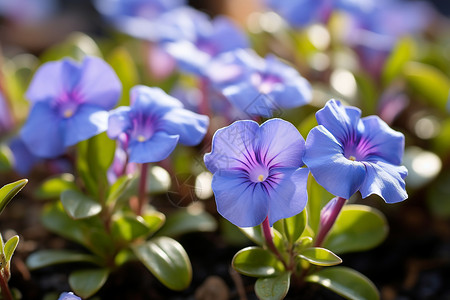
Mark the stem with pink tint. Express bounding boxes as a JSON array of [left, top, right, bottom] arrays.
[[261, 216, 287, 268], [136, 162, 149, 216], [314, 196, 347, 247]]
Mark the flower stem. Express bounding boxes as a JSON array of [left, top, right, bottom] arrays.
[[0, 271, 13, 300], [314, 196, 347, 247], [136, 162, 149, 216], [261, 217, 286, 266]]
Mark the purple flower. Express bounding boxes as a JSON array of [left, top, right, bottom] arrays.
[[207, 49, 312, 118], [58, 292, 81, 300], [0, 0, 57, 23], [107, 85, 209, 163], [303, 99, 408, 203], [204, 119, 309, 227], [162, 8, 249, 76], [20, 56, 121, 158], [9, 137, 42, 175]]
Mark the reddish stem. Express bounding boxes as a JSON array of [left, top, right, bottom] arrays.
[[0, 271, 13, 300], [314, 196, 347, 247], [261, 217, 286, 267]]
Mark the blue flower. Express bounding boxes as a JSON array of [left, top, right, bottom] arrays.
[[9, 137, 42, 175], [207, 49, 312, 118], [20, 56, 121, 158], [303, 99, 408, 203], [204, 119, 309, 227], [94, 0, 185, 41], [162, 8, 249, 76], [107, 85, 209, 163], [58, 292, 81, 300]]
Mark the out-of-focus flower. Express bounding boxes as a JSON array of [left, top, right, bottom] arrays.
[[20, 56, 122, 158], [0, 92, 13, 135], [9, 137, 41, 175], [58, 292, 81, 300], [162, 8, 250, 76], [94, 0, 185, 41], [107, 85, 209, 163], [204, 119, 309, 227], [0, 0, 57, 23], [303, 99, 408, 203], [207, 49, 312, 118]]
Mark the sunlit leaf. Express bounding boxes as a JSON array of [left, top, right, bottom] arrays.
[[26, 250, 101, 270], [232, 247, 284, 277], [69, 268, 109, 299], [156, 208, 216, 237], [61, 189, 102, 219], [0, 179, 27, 215], [382, 37, 415, 85], [4, 235, 19, 265], [305, 266, 379, 300], [298, 247, 342, 266], [34, 174, 77, 199], [133, 237, 192, 291]]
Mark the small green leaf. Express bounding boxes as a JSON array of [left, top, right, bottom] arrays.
[[69, 268, 109, 299], [111, 214, 152, 242], [295, 237, 313, 251], [232, 247, 284, 277], [323, 205, 388, 254], [255, 272, 291, 300], [34, 174, 77, 199], [133, 237, 192, 291], [239, 226, 264, 246], [274, 209, 307, 245], [87, 132, 116, 187], [106, 174, 134, 206], [403, 61, 450, 111], [382, 36, 415, 85], [0, 144, 13, 172], [41, 32, 102, 62], [298, 247, 342, 266], [305, 267, 379, 300], [142, 211, 166, 234], [0, 179, 28, 215], [156, 208, 216, 237], [3, 235, 19, 264], [26, 250, 101, 270], [61, 189, 102, 219]]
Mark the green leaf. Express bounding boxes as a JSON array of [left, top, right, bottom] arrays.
[[0, 179, 28, 215], [133, 237, 192, 291], [354, 72, 378, 115], [142, 211, 166, 234], [87, 132, 116, 187], [255, 272, 291, 300], [232, 247, 284, 277], [305, 267, 379, 300], [273, 209, 307, 245], [61, 189, 102, 219], [295, 237, 313, 251], [69, 268, 109, 299], [239, 226, 264, 246], [107, 47, 138, 107], [106, 174, 134, 206], [427, 171, 450, 217], [382, 37, 415, 85], [307, 174, 333, 235], [26, 250, 101, 270], [403, 61, 450, 111], [3, 235, 19, 265], [40, 32, 102, 62], [323, 205, 388, 254], [111, 214, 153, 242], [156, 208, 217, 237], [0, 144, 13, 172], [34, 174, 77, 199], [298, 247, 342, 266]]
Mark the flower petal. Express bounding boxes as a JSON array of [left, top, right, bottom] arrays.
[[211, 170, 268, 227], [20, 102, 64, 158], [360, 115, 405, 165], [304, 125, 366, 199], [267, 167, 309, 226], [62, 104, 109, 147], [128, 131, 179, 163], [158, 108, 209, 146], [360, 161, 408, 203], [25, 58, 79, 103], [256, 118, 305, 169], [204, 120, 259, 174], [130, 86, 183, 112], [107, 106, 132, 139], [76, 56, 122, 109], [315, 99, 363, 145]]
